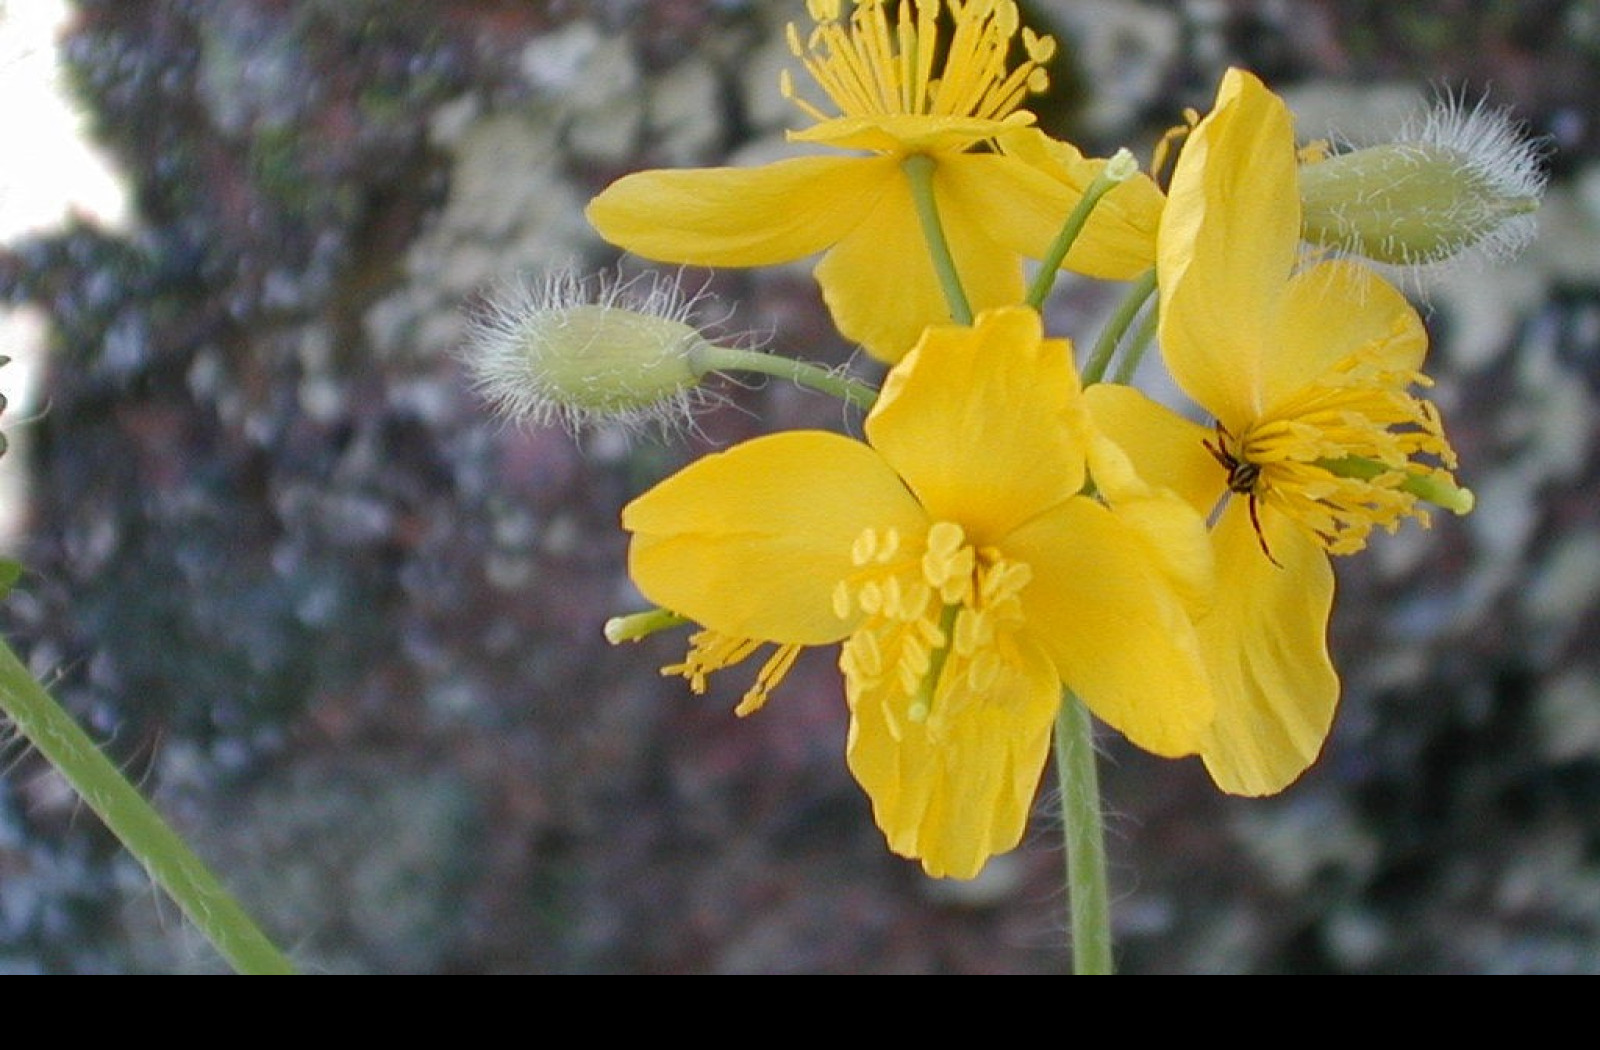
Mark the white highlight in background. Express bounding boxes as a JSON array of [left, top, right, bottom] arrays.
[[0, 0, 131, 544]]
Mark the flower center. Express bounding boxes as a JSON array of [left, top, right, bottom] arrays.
[[834, 520, 1032, 737], [1223, 348, 1467, 556], [781, 0, 1056, 124]]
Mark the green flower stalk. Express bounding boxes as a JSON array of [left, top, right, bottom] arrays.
[[0, 634, 294, 974]]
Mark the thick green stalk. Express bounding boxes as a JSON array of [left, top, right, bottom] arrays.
[[1055, 689, 1114, 974], [901, 153, 973, 323], [0, 635, 295, 975]]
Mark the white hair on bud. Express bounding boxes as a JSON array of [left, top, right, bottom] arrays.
[[1403, 86, 1551, 263]]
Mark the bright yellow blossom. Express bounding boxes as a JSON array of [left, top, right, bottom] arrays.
[[623, 306, 1214, 878], [1086, 68, 1473, 796], [585, 0, 1161, 363]]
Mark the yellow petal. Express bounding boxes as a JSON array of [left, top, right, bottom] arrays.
[[845, 630, 1059, 880], [1264, 258, 1429, 406], [1005, 498, 1213, 758], [1158, 68, 1300, 427], [985, 128, 1163, 279], [1093, 443, 1217, 619], [1083, 383, 1226, 517], [623, 431, 926, 644], [585, 154, 891, 267], [867, 306, 1085, 544], [1198, 499, 1339, 795], [816, 159, 1027, 363]]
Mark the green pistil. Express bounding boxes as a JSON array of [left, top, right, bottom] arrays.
[[1026, 148, 1139, 309], [1316, 455, 1476, 514], [605, 606, 691, 644], [908, 603, 961, 723]]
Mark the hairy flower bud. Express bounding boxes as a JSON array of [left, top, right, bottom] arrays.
[[463, 269, 719, 434], [1299, 93, 1547, 269]]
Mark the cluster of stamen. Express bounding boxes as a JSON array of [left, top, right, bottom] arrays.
[[663, 630, 804, 717], [781, 0, 1056, 124], [834, 520, 1031, 738], [1226, 348, 1464, 556]]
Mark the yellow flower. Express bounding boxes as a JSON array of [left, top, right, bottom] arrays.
[[623, 306, 1214, 878], [585, 0, 1159, 364], [1086, 68, 1473, 796]]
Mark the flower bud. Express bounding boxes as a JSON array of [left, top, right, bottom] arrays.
[[464, 269, 717, 434], [1299, 94, 1547, 269]]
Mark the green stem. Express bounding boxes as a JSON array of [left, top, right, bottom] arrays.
[[0, 634, 295, 975], [693, 343, 879, 413], [1081, 266, 1157, 386], [901, 153, 973, 324], [1055, 688, 1114, 975], [1109, 291, 1160, 386], [1026, 148, 1140, 309]]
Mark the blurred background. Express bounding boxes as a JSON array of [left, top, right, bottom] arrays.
[[0, 0, 1596, 974]]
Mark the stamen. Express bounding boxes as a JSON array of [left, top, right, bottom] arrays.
[[663, 630, 761, 694], [837, 520, 1033, 735], [662, 629, 804, 717], [1229, 346, 1468, 555], [734, 644, 804, 717], [783, 0, 1054, 123]]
